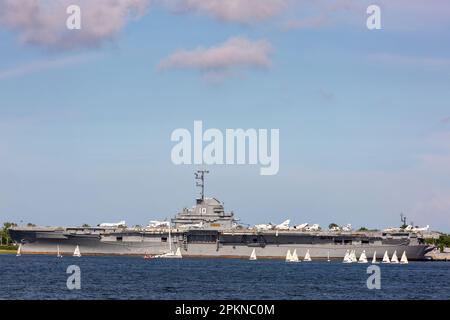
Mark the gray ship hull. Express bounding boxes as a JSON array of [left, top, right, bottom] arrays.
[[10, 172, 434, 260], [10, 228, 433, 260]]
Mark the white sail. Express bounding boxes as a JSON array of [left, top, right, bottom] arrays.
[[16, 244, 21, 257], [350, 250, 357, 263], [175, 247, 182, 258], [382, 250, 390, 263], [372, 251, 378, 264], [400, 251, 408, 264], [57, 245, 63, 258], [154, 246, 183, 259], [153, 224, 183, 258], [249, 248, 257, 261], [303, 249, 311, 262], [343, 250, 351, 263], [73, 245, 81, 257], [358, 250, 368, 263], [285, 250, 292, 262], [327, 251, 330, 262], [391, 250, 399, 264], [291, 249, 299, 262]]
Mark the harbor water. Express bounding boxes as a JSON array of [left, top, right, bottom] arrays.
[[0, 255, 449, 300]]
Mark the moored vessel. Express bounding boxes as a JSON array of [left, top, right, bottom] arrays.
[[9, 171, 434, 260]]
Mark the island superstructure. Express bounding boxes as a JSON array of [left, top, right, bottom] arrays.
[[9, 171, 434, 260]]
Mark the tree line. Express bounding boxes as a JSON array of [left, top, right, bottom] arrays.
[[0, 222, 17, 246]]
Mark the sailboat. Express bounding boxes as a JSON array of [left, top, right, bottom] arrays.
[[73, 245, 81, 257], [16, 244, 22, 257], [303, 249, 311, 262], [350, 250, 357, 263], [327, 251, 330, 262], [372, 251, 378, 264], [57, 245, 63, 258], [154, 248, 183, 259], [400, 251, 408, 264], [285, 250, 292, 262], [343, 250, 352, 263], [358, 250, 368, 263], [249, 248, 257, 261], [391, 250, 399, 264], [382, 250, 390, 263], [154, 224, 183, 259], [291, 249, 299, 262]]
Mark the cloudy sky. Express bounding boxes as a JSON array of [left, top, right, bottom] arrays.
[[0, 0, 449, 232]]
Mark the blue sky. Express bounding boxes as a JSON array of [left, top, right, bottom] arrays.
[[0, 0, 450, 231]]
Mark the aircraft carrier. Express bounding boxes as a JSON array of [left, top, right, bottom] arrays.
[[9, 171, 434, 260]]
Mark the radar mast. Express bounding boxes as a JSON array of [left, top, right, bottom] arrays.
[[195, 170, 209, 203], [400, 213, 407, 228]]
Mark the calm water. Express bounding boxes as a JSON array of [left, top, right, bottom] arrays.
[[0, 254, 448, 300]]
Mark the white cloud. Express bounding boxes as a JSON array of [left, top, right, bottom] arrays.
[[158, 36, 273, 80], [160, 0, 287, 23], [0, 0, 149, 49], [0, 54, 99, 80]]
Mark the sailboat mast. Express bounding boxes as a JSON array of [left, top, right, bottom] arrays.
[[168, 223, 172, 252]]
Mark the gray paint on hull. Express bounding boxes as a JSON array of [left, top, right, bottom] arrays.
[[18, 239, 430, 260]]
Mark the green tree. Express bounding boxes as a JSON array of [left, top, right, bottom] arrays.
[[328, 223, 339, 230], [358, 227, 369, 231], [427, 234, 450, 252], [1, 222, 17, 245], [82, 224, 91, 227]]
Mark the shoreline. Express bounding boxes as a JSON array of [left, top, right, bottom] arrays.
[[0, 250, 16, 254]]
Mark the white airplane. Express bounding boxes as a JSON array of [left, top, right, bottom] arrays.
[[294, 223, 309, 230], [180, 221, 204, 229], [404, 225, 413, 231], [305, 224, 320, 231], [275, 219, 290, 230], [412, 225, 430, 232], [99, 221, 126, 227], [254, 223, 274, 230], [383, 227, 402, 232], [341, 224, 352, 232], [147, 220, 170, 228]]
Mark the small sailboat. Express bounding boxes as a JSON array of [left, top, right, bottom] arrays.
[[57, 245, 63, 258], [382, 250, 390, 263], [327, 251, 330, 262], [400, 251, 408, 264], [285, 250, 292, 262], [303, 249, 311, 262], [154, 225, 183, 259], [350, 250, 357, 263], [372, 251, 378, 264], [153, 247, 183, 259], [358, 250, 368, 263], [343, 250, 352, 263], [249, 248, 257, 261], [391, 250, 399, 264], [16, 244, 22, 257], [291, 249, 299, 262], [73, 245, 81, 257]]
